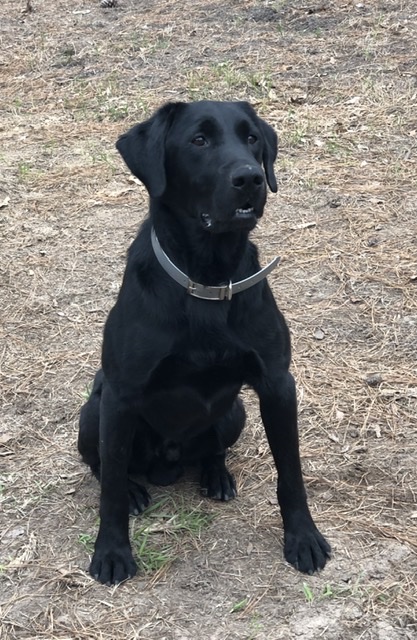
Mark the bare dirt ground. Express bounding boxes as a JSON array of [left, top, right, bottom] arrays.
[[1, 0, 416, 638]]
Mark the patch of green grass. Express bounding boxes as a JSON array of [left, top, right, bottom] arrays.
[[139, 497, 213, 537], [17, 162, 32, 181], [59, 73, 146, 123], [248, 613, 264, 639], [12, 98, 23, 114], [247, 71, 274, 96], [186, 63, 274, 101], [230, 597, 248, 613], [302, 574, 368, 604], [186, 65, 237, 100], [78, 532, 95, 554], [211, 61, 245, 87], [80, 381, 93, 402], [300, 175, 316, 190], [322, 583, 335, 598], [288, 125, 308, 147], [133, 98, 152, 119], [326, 138, 343, 154], [147, 34, 171, 55], [42, 140, 58, 157], [124, 31, 171, 56], [302, 582, 315, 603], [105, 103, 130, 122], [275, 20, 285, 35], [76, 495, 212, 577], [16, 161, 47, 186], [89, 150, 114, 166], [168, 503, 212, 536], [92, 73, 131, 122], [51, 45, 78, 70], [131, 497, 214, 575], [133, 528, 175, 574]]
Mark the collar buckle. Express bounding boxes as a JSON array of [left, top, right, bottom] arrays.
[[187, 280, 233, 301]]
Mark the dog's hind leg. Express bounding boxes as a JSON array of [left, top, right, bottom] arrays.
[[199, 397, 245, 502], [79, 372, 151, 515], [78, 369, 103, 479]]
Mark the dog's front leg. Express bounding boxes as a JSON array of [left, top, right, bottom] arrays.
[[257, 371, 331, 574], [89, 384, 138, 585]]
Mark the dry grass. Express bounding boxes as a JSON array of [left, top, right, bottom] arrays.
[[1, 0, 416, 638]]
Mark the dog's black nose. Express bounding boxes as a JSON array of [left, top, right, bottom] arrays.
[[231, 165, 264, 189]]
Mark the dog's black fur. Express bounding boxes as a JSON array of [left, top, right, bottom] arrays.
[[78, 100, 330, 585]]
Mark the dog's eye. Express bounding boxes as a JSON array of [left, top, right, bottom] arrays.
[[248, 134, 257, 145], [191, 135, 207, 147]]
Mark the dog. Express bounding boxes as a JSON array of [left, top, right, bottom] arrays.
[[78, 100, 331, 585]]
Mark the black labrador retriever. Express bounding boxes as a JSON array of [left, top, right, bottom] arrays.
[[78, 100, 330, 584]]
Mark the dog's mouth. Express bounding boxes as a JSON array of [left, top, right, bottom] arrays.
[[234, 206, 256, 219], [200, 206, 257, 231]]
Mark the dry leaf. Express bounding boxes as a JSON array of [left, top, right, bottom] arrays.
[[128, 175, 143, 186], [0, 433, 14, 444], [107, 188, 135, 198], [7, 532, 37, 568], [290, 221, 317, 230], [290, 95, 307, 105], [379, 387, 417, 398]]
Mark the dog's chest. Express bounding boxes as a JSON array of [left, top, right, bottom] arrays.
[[140, 348, 258, 439]]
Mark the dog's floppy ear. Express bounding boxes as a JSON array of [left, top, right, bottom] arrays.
[[258, 118, 278, 193], [116, 102, 184, 198]]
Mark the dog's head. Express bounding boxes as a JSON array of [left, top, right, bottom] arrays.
[[116, 100, 278, 233]]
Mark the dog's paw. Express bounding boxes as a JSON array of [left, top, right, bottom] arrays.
[[128, 478, 151, 515], [200, 464, 237, 501], [90, 544, 137, 585], [284, 525, 331, 574]]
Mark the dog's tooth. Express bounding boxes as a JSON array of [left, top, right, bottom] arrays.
[[235, 207, 254, 215]]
